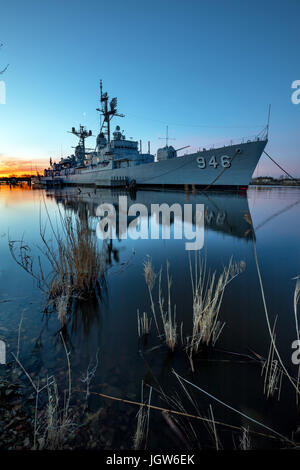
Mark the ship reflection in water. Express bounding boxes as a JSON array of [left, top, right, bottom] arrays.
[[46, 187, 253, 243]]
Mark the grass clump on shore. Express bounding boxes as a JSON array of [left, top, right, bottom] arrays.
[[9, 206, 107, 324]]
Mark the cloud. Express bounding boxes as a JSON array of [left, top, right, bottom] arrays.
[[0, 157, 48, 176]]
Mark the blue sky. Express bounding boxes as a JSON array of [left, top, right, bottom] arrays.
[[0, 0, 299, 176]]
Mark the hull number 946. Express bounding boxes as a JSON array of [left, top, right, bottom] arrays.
[[197, 155, 231, 169]]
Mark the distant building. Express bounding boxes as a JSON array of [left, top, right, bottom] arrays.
[[251, 176, 275, 184]]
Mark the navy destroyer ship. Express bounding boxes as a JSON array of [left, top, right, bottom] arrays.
[[40, 82, 268, 190]]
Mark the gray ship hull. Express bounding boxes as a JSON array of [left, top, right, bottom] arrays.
[[43, 139, 267, 189]]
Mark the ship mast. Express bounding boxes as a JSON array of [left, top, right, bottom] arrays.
[[70, 125, 92, 159], [159, 125, 176, 148], [96, 80, 124, 144]]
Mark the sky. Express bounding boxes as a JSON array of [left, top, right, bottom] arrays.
[[0, 0, 299, 177]]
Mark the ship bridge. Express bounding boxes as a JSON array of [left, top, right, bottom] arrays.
[[94, 125, 154, 166], [111, 127, 139, 153]]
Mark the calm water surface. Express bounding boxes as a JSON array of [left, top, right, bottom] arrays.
[[0, 184, 300, 449]]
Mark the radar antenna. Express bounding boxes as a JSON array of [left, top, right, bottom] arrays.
[[159, 126, 176, 147], [96, 80, 125, 144]]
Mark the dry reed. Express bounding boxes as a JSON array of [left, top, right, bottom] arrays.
[[293, 278, 300, 404], [206, 405, 222, 450], [244, 211, 300, 399], [186, 254, 245, 371], [239, 427, 251, 450], [133, 382, 152, 450], [143, 259, 177, 350], [137, 309, 152, 337], [158, 262, 177, 351], [9, 205, 107, 324], [12, 333, 76, 450], [172, 369, 292, 444], [143, 258, 159, 334], [261, 317, 283, 400]]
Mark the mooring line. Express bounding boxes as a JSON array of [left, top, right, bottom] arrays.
[[263, 151, 296, 180]]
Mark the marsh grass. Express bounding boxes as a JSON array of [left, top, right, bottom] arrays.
[[143, 259, 177, 350], [144, 258, 159, 334], [9, 204, 107, 324], [186, 254, 245, 371], [133, 382, 152, 450], [245, 211, 300, 400], [42, 376, 75, 450], [133, 404, 147, 450], [261, 317, 283, 400], [158, 262, 177, 351], [172, 369, 292, 445], [206, 405, 222, 450], [293, 278, 300, 405], [92, 382, 293, 448], [80, 349, 99, 400], [12, 333, 76, 450], [171, 370, 223, 449], [143, 255, 244, 358], [137, 310, 152, 337], [239, 427, 251, 450], [38, 333, 76, 450]]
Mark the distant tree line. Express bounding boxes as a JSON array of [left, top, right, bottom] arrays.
[[251, 175, 300, 185]]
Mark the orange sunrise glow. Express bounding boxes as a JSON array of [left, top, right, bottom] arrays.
[[0, 157, 49, 177]]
